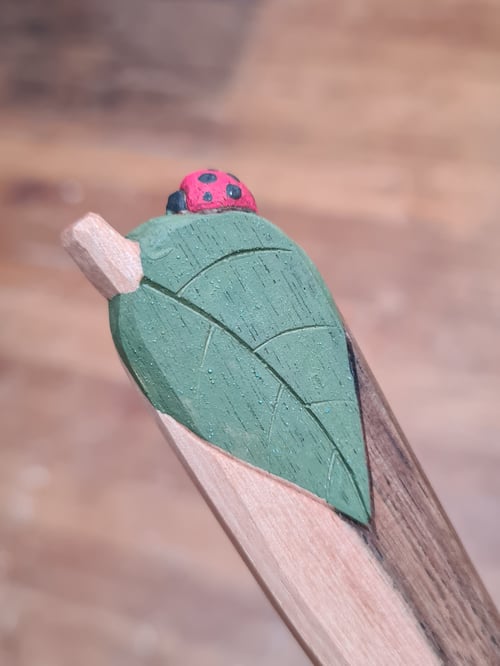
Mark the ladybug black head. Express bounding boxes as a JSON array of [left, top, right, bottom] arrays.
[[166, 189, 187, 214]]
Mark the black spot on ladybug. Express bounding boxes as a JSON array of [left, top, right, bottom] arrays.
[[203, 191, 213, 202], [198, 173, 217, 184], [166, 189, 187, 213], [227, 172, 240, 182], [226, 184, 242, 200]]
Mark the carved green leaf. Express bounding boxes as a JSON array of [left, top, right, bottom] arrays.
[[109, 212, 371, 524]]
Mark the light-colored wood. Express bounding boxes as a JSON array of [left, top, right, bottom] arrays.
[[157, 414, 438, 666], [3, 2, 500, 663], [63, 214, 500, 664], [61, 213, 143, 300]]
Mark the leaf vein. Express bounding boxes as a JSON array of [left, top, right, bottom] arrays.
[[195, 326, 214, 411], [253, 324, 334, 352], [307, 398, 356, 406], [267, 385, 283, 466], [326, 451, 338, 497], [176, 247, 291, 296], [142, 277, 368, 518]]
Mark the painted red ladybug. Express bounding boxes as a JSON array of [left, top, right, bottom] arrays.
[[166, 169, 257, 215]]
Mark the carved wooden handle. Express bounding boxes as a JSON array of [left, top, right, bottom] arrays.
[[63, 210, 500, 666]]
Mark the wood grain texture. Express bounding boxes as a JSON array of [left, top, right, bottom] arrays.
[[61, 213, 143, 299], [63, 213, 500, 664], [109, 210, 370, 524], [348, 336, 500, 664], [1, 0, 500, 663], [157, 414, 440, 666]]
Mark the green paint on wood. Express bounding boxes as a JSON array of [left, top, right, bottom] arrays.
[[109, 211, 371, 524]]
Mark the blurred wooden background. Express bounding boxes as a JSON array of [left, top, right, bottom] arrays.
[[1, 1, 499, 664]]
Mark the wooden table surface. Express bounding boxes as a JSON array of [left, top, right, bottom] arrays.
[[1, 1, 499, 664]]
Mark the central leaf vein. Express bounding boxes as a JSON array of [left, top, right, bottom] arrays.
[[142, 277, 368, 518]]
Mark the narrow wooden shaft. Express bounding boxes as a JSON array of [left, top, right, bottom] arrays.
[[155, 412, 439, 666], [347, 337, 499, 663], [63, 214, 500, 665], [152, 349, 500, 665], [61, 213, 143, 299]]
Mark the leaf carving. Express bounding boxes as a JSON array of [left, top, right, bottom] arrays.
[[110, 212, 371, 524]]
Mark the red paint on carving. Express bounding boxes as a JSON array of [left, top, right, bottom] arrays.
[[178, 169, 257, 214]]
